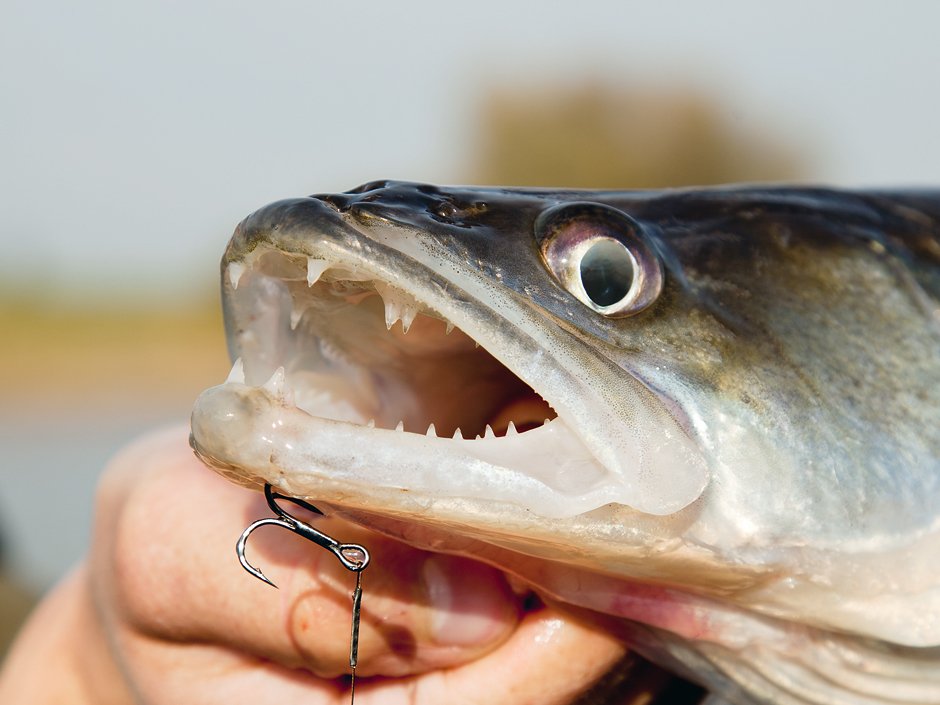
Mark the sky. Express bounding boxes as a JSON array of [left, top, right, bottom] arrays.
[[2, 0, 940, 305]]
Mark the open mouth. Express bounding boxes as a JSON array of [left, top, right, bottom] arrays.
[[190, 195, 707, 519], [193, 246, 645, 518], [239, 266, 564, 440]]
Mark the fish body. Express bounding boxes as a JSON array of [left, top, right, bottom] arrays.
[[191, 182, 940, 704]]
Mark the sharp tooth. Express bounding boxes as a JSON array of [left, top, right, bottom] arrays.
[[426, 423, 436, 437], [506, 421, 517, 436], [383, 297, 402, 330], [307, 258, 333, 286], [484, 424, 495, 439], [400, 300, 422, 334], [374, 281, 398, 329], [225, 358, 245, 384], [319, 338, 345, 364], [445, 321, 455, 334], [262, 367, 285, 394], [374, 281, 423, 333], [367, 419, 375, 428], [395, 421, 404, 432], [228, 262, 247, 289], [474, 341, 480, 348], [453, 428, 463, 440], [290, 303, 306, 330]]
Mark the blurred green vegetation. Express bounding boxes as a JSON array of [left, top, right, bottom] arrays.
[[0, 295, 229, 416]]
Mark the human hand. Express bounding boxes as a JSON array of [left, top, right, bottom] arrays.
[[0, 426, 631, 704]]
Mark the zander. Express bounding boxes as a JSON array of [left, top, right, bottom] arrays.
[[190, 181, 940, 704]]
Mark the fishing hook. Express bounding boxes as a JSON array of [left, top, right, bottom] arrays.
[[237, 483, 370, 587], [237, 484, 370, 704]]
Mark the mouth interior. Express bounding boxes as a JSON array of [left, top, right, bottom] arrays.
[[245, 251, 558, 441]]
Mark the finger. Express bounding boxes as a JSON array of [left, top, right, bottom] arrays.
[[91, 426, 520, 680], [112, 635, 341, 705], [102, 590, 630, 705], [359, 601, 630, 705]]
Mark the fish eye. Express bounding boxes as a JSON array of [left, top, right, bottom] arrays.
[[580, 238, 635, 306], [535, 202, 663, 317]]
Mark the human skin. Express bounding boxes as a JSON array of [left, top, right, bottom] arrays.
[[0, 426, 631, 704]]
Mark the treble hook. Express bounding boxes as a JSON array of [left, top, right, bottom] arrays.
[[237, 484, 371, 704], [237, 484, 370, 587]]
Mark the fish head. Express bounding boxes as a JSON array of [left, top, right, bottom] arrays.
[[191, 181, 940, 703]]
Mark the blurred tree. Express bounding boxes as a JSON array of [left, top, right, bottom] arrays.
[[470, 82, 804, 188]]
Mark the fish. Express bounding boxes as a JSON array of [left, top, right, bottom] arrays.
[[190, 181, 940, 704]]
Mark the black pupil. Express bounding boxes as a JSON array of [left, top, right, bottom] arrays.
[[580, 239, 634, 307]]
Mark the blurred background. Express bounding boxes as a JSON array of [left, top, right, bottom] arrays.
[[2, 0, 940, 656]]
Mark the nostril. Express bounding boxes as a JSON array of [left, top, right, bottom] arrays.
[[346, 179, 391, 194], [314, 194, 351, 212]]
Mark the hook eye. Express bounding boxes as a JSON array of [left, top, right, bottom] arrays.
[[335, 544, 371, 572]]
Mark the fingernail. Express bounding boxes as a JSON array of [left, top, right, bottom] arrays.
[[422, 555, 514, 646]]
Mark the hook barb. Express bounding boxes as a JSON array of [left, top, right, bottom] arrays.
[[236, 517, 297, 588]]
